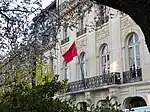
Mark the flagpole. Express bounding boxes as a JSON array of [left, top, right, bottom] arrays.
[[62, 41, 86, 87], [77, 56, 86, 88]]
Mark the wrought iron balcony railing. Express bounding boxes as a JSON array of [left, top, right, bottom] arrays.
[[123, 68, 142, 83], [77, 28, 87, 37], [66, 72, 121, 93], [61, 37, 69, 45]]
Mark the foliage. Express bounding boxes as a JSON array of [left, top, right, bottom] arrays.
[[0, 0, 42, 56], [98, 96, 122, 112], [86, 96, 123, 112], [0, 72, 73, 112], [0, 0, 131, 111]]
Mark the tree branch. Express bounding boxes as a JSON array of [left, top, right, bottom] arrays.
[[0, 11, 10, 20]]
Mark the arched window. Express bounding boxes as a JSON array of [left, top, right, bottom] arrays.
[[127, 33, 140, 69], [77, 52, 87, 80], [80, 52, 87, 76], [76, 102, 87, 111], [124, 97, 147, 108], [100, 44, 110, 74], [63, 61, 69, 80]]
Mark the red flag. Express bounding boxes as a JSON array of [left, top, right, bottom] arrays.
[[62, 42, 78, 63]]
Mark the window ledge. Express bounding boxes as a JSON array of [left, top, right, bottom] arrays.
[[61, 37, 69, 46], [61, 42, 69, 47], [76, 33, 87, 40], [95, 22, 109, 31]]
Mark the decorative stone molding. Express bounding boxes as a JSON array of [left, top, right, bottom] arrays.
[[76, 37, 87, 54], [96, 38, 110, 55], [121, 25, 141, 48], [121, 16, 136, 30], [96, 26, 109, 40], [85, 92, 92, 101], [62, 45, 69, 55]]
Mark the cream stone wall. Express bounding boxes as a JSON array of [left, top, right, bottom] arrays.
[[54, 0, 150, 109]]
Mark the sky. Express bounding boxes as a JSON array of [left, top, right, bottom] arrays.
[[42, 0, 54, 9]]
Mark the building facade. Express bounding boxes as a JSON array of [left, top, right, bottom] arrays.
[[54, 0, 150, 109]]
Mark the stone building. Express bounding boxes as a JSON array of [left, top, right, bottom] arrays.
[[54, 0, 150, 109]]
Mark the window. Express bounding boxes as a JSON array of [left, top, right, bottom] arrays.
[[61, 26, 69, 45], [63, 61, 69, 80], [77, 4, 86, 37], [80, 52, 87, 76], [100, 44, 110, 74], [79, 102, 87, 111], [79, 17, 84, 31], [96, 4, 109, 27], [63, 27, 67, 39], [127, 33, 140, 69], [77, 52, 87, 80], [77, 16, 86, 37]]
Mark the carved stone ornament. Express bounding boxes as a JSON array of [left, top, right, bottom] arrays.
[[121, 16, 136, 30], [85, 92, 92, 100], [96, 26, 109, 40], [62, 45, 69, 55], [76, 37, 87, 54]]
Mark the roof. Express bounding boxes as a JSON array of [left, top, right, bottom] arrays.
[[33, 0, 56, 22]]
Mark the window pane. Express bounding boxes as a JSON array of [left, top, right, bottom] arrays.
[[128, 36, 133, 46], [128, 47, 132, 58], [64, 68, 67, 79], [80, 53, 86, 77], [127, 33, 140, 69], [135, 44, 140, 57], [63, 28, 67, 39], [67, 67, 69, 79], [102, 56, 106, 65], [107, 54, 109, 61], [79, 17, 84, 30], [102, 65, 106, 74], [83, 63, 86, 75], [129, 58, 132, 68], [107, 64, 110, 73], [101, 44, 109, 74], [77, 64, 81, 80], [102, 45, 108, 54], [128, 47, 135, 67], [134, 34, 139, 43], [64, 62, 67, 79], [135, 44, 140, 68]]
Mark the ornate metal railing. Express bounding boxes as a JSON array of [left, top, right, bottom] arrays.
[[66, 72, 121, 93], [123, 68, 142, 83], [61, 37, 69, 45], [77, 28, 87, 37]]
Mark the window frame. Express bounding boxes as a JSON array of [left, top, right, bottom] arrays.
[[77, 52, 87, 80], [63, 61, 69, 80], [80, 52, 87, 76], [127, 33, 140, 70], [63, 27, 67, 40], [99, 44, 110, 74]]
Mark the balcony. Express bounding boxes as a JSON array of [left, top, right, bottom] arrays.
[[66, 72, 121, 93], [123, 68, 142, 84], [61, 37, 69, 45], [77, 28, 87, 37]]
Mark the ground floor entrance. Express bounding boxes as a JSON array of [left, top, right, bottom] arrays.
[[124, 96, 147, 108]]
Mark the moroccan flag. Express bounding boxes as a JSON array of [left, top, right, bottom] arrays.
[[62, 42, 78, 63]]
